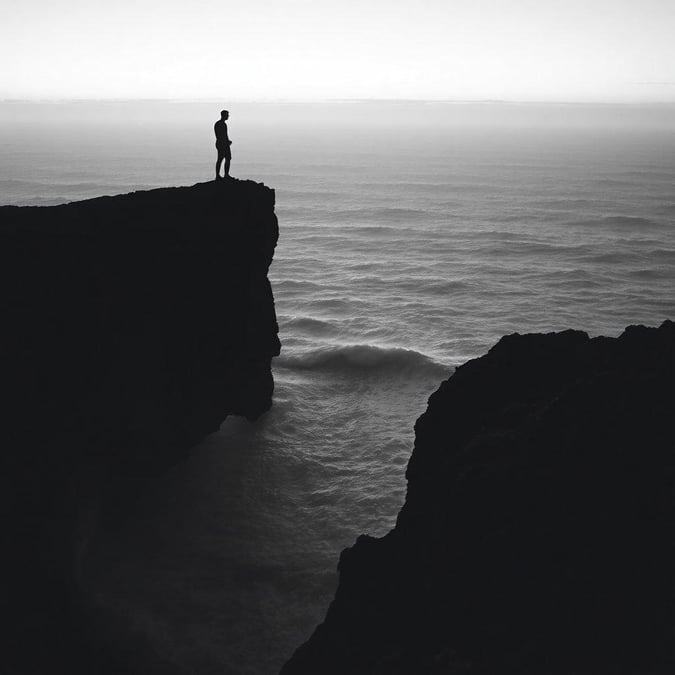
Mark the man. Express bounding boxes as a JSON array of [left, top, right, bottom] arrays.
[[214, 109, 232, 180]]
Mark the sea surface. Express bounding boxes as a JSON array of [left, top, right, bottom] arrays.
[[2, 102, 674, 674]]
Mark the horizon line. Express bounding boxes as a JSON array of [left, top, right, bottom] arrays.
[[2, 97, 675, 107]]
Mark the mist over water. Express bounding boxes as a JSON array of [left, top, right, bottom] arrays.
[[2, 102, 674, 674]]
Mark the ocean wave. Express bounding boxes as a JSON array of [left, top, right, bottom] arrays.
[[6, 196, 71, 206], [275, 343, 449, 376], [0, 179, 131, 190], [589, 178, 634, 187], [582, 251, 633, 264], [599, 215, 660, 228], [275, 278, 326, 291], [529, 198, 594, 208], [281, 189, 342, 200], [355, 181, 458, 190], [557, 215, 662, 231], [281, 316, 337, 334], [424, 279, 472, 293], [347, 224, 418, 236], [305, 297, 368, 311], [329, 207, 430, 223]]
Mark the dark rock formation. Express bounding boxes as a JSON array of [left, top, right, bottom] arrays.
[[283, 321, 674, 675], [0, 180, 280, 674]]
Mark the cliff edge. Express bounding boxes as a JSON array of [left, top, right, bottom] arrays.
[[0, 179, 280, 674], [283, 321, 674, 675]]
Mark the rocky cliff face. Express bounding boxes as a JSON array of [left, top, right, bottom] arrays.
[[0, 180, 280, 674], [283, 321, 674, 675]]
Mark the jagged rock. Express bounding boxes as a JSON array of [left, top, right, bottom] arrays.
[[0, 179, 280, 674], [282, 321, 674, 675]]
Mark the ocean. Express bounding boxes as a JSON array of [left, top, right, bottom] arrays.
[[2, 101, 674, 674]]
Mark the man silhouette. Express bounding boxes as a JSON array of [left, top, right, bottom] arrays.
[[214, 110, 232, 180]]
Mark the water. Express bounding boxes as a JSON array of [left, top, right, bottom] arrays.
[[2, 103, 674, 674]]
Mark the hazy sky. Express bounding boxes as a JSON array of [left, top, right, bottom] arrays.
[[2, 0, 674, 101]]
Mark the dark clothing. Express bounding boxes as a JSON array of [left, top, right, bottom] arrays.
[[215, 119, 231, 158], [215, 117, 232, 178], [214, 119, 230, 145], [216, 141, 231, 159]]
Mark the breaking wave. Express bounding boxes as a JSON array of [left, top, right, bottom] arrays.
[[275, 343, 449, 377]]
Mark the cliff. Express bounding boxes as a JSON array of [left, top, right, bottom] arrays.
[[0, 180, 280, 674], [283, 321, 674, 675]]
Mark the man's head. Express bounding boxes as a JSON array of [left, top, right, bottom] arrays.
[[221, 110, 229, 120]]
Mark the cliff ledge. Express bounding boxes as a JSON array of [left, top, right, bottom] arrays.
[[0, 179, 280, 674]]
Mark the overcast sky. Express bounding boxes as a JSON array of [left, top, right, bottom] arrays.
[[2, 0, 674, 101]]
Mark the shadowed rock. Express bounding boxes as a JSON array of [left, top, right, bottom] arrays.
[[0, 179, 280, 674], [283, 321, 674, 675]]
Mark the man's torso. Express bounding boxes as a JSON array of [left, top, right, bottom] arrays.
[[214, 120, 229, 145]]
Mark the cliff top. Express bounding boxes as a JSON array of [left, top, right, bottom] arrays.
[[0, 178, 275, 233]]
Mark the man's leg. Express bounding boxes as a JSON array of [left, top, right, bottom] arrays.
[[224, 154, 231, 178], [216, 151, 223, 180]]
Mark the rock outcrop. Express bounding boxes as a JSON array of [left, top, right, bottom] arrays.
[[0, 180, 280, 674], [283, 321, 674, 675]]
